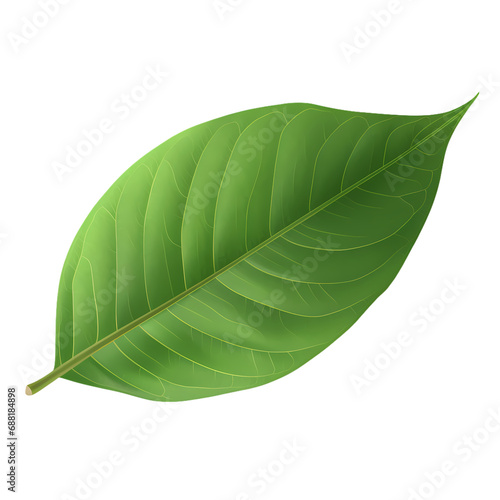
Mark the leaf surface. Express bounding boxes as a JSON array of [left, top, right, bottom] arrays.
[[29, 99, 474, 400]]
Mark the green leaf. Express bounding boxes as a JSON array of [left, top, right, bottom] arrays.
[[27, 98, 475, 401]]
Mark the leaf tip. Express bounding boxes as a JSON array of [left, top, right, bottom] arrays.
[[447, 93, 478, 124], [468, 92, 480, 106]]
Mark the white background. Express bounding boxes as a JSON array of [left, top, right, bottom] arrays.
[[1, 1, 499, 499]]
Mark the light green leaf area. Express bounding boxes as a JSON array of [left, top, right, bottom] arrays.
[[46, 100, 472, 401]]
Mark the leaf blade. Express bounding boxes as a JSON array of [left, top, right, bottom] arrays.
[[28, 98, 474, 399]]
